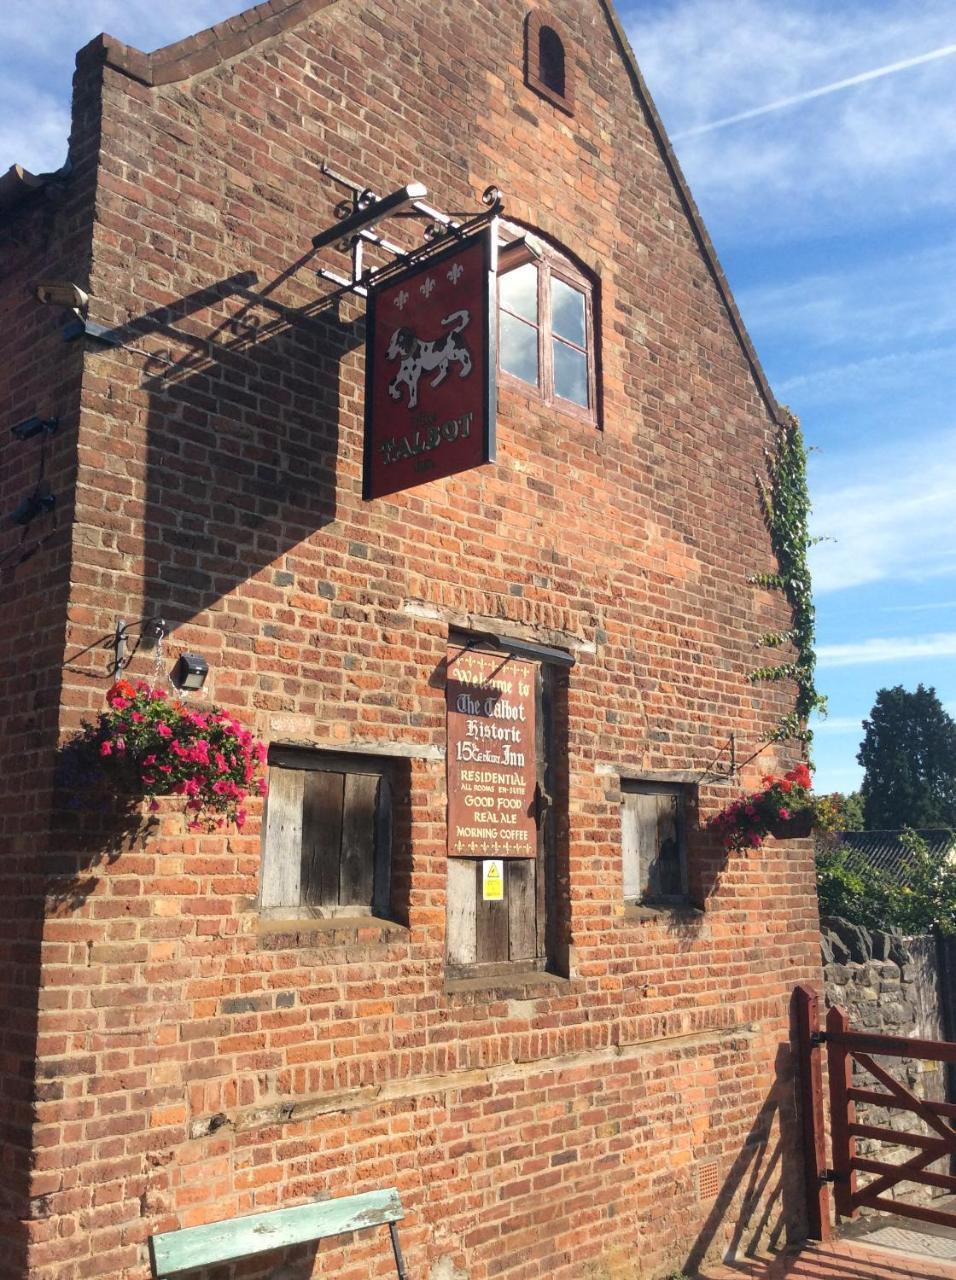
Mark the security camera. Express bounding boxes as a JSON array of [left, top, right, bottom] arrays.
[[35, 280, 89, 310]]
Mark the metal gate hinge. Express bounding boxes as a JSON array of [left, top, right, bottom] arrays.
[[819, 1169, 848, 1184], [810, 1031, 828, 1046]]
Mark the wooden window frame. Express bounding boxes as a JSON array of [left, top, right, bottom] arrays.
[[445, 643, 561, 978], [260, 747, 393, 920], [621, 780, 691, 907], [525, 11, 574, 115], [497, 245, 598, 426]]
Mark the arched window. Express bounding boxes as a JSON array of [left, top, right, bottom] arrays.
[[497, 226, 597, 421], [538, 26, 565, 98], [525, 11, 574, 114]]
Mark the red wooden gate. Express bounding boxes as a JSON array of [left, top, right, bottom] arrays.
[[796, 984, 956, 1240]]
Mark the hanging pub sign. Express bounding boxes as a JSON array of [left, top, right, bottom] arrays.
[[446, 644, 537, 860], [363, 228, 496, 500]]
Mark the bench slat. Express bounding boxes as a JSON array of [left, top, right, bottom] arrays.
[[150, 1188, 403, 1276]]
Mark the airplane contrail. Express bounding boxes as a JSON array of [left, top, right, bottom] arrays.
[[672, 42, 956, 139]]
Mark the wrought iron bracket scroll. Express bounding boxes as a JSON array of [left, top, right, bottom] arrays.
[[312, 162, 503, 301]]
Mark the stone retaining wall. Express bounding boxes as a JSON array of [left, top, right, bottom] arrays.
[[822, 917, 948, 1209]]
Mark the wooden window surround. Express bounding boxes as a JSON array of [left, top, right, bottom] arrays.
[[260, 747, 393, 919], [497, 233, 598, 424], [445, 640, 562, 977], [525, 10, 574, 114], [621, 780, 692, 906]]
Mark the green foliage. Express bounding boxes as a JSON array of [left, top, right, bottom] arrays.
[[858, 685, 956, 828], [752, 409, 826, 745], [814, 790, 865, 833], [816, 830, 956, 935]]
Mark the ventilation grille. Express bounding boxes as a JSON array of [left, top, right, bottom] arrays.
[[698, 1161, 720, 1202]]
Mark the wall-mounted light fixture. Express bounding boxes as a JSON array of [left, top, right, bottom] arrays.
[[10, 482, 55, 527], [11, 415, 58, 441], [170, 653, 209, 692]]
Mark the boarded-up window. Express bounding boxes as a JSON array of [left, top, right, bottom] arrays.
[[445, 643, 561, 975], [260, 748, 392, 918], [621, 781, 689, 904]]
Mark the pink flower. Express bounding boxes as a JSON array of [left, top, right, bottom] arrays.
[[142, 774, 156, 785], [131, 712, 144, 723], [109, 697, 128, 710], [144, 754, 157, 765], [156, 723, 172, 738], [235, 809, 247, 830], [778, 808, 790, 820], [148, 800, 159, 812], [100, 741, 113, 757]]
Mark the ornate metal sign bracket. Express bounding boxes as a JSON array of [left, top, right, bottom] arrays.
[[312, 162, 503, 300]]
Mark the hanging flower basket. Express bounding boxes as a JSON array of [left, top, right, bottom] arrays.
[[767, 808, 814, 840], [61, 680, 266, 832], [708, 763, 816, 853]]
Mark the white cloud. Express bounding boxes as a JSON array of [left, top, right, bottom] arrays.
[[627, 0, 956, 236], [812, 716, 866, 735], [0, 2, 248, 172], [817, 633, 956, 668], [809, 425, 956, 593], [673, 42, 956, 140], [776, 345, 956, 407], [740, 238, 956, 353]]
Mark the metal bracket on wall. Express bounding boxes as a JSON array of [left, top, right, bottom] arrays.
[[112, 616, 166, 676], [312, 161, 504, 300]]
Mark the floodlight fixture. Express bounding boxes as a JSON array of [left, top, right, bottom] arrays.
[[11, 415, 58, 441], [311, 182, 428, 250]]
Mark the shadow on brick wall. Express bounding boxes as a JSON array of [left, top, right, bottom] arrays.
[[116, 264, 363, 647], [681, 1043, 805, 1274]]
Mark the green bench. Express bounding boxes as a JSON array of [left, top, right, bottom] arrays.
[[149, 1187, 408, 1277]]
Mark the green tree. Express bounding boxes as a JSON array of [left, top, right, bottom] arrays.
[[839, 790, 865, 830], [858, 685, 956, 829]]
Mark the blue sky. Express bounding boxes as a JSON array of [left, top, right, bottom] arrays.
[[3, 1, 955, 794]]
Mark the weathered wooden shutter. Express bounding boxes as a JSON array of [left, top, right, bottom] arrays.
[[621, 785, 687, 902], [262, 757, 390, 914]]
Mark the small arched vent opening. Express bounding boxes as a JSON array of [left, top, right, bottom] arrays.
[[525, 12, 574, 114], [538, 25, 566, 98]]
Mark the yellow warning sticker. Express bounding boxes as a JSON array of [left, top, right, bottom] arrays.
[[482, 859, 504, 901]]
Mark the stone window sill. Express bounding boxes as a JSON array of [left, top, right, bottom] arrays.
[[444, 968, 570, 1000], [623, 902, 704, 923], [255, 914, 410, 949]]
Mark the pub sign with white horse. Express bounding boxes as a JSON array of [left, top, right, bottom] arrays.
[[363, 229, 496, 500]]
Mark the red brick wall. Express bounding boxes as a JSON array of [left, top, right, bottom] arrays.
[[12, 2, 823, 1277], [0, 67, 101, 1273]]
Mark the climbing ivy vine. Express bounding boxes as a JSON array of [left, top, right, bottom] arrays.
[[750, 408, 826, 745]]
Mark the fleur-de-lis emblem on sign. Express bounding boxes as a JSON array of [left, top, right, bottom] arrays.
[[420, 276, 436, 298], [447, 263, 463, 284], [394, 289, 409, 311]]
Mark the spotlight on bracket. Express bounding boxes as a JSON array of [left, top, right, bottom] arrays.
[[11, 415, 58, 441], [170, 652, 209, 692], [311, 182, 428, 250], [35, 280, 89, 310]]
